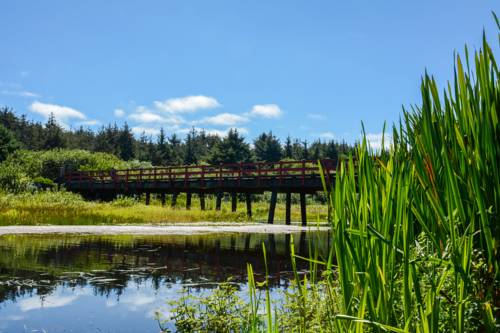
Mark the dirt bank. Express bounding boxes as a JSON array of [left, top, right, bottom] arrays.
[[0, 223, 329, 236]]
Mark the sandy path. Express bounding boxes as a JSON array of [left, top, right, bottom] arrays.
[[0, 223, 330, 236]]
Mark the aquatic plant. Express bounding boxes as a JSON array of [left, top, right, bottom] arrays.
[[162, 16, 500, 332]]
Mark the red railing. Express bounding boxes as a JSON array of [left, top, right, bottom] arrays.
[[64, 159, 337, 187]]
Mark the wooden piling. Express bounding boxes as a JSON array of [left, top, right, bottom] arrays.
[[231, 192, 237, 212], [285, 192, 292, 225], [246, 194, 252, 218], [200, 193, 205, 210], [160, 193, 166, 206], [300, 192, 307, 226], [145, 192, 151, 205], [215, 192, 222, 211], [268, 191, 278, 224], [171, 193, 178, 207], [186, 192, 192, 210]]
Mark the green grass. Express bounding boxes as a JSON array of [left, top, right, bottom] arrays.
[[0, 190, 329, 225]]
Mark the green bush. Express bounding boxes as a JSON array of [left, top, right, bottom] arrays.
[[0, 164, 32, 193], [0, 149, 152, 182], [157, 282, 251, 333]]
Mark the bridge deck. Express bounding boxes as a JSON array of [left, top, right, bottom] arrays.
[[64, 159, 336, 195], [63, 159, 336, 225]]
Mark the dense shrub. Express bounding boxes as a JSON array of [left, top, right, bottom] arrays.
[[0, 149, 152, 182]]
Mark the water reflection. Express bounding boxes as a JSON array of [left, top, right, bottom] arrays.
[[0, 231, 329, 332]]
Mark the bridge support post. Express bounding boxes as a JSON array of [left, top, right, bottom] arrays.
[[171, 193, 177, 207], [285, 192, 292, 225], [231, 192, 237, 212], [199, 193, 205, 211], [145, 192, 151, 206], [186, 192, 192, 210], [160, 193, 166, 206], [300, 193, 307, 226], [268, 191, 277, 224], [245, 194, 252, 218], [215, 192, 222, 211]]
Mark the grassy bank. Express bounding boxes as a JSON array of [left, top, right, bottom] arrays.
[[0, 191, 329, 225]]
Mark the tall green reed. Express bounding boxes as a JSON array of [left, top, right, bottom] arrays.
[[327, 19, 498, 332]]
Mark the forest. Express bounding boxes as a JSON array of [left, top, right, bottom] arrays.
[[0, 106, 352, 167]]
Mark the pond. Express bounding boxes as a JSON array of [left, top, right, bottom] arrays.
[[0, 231, 330, 332]]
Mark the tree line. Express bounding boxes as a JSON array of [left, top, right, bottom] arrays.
[[0, 106, 354, 165]]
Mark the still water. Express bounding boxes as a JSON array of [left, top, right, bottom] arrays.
[[0, 231, 330, 332]]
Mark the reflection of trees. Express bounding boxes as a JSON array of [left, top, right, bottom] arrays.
[[0, 231, 331, 304]]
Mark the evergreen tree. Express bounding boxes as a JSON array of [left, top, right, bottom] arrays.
[[324, 140, 339, 161], [0, 124, 19, 161], [292, 139, 303, 160], [184, 128, 198, 165], [209, 129, 251, 164], [311, 140, 322, 160], [43, 113, 66, 149], [117, 123, 134, 160], [283, 135, 293, 159], [154, 127, 170, 165], [253, 131, 282, 162], [302, 140, 309, 160], [168, 133, 183, 165]]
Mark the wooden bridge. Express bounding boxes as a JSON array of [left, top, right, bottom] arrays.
[[63, 159, 336, 225]]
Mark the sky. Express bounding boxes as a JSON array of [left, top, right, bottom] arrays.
[[1, 1, 499, 147]]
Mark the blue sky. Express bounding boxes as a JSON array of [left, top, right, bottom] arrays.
[[1, 1, 498, 146]]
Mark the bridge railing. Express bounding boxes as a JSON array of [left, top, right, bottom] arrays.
[[64, 159, 337, 186]]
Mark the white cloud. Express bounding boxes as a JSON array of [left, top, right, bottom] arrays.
[[205, 127, 249, 137], [307, 113, 325, 120], [196, 113, 248, 126], [19, 295, 79, 312], [249, 104, 282, 118], [114, 108, 125, 117], [154, 95, 221, 113], [129, 111, 166, 123], [1, 90, 40, 98], [128, 107, 185, 125], [318, 131, 335, 139], [29, 101, 87, 128], [365, 132, 392, 150], [77, 119, 100, 126], [131, 126, 161, 136]]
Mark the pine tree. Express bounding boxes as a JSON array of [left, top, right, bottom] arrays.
[[254, 131, 282, 162], [283, 135, 293, 159], [117, 123, 134, 160], [209, 129, 251, 164], [311, 140, 322, 160], [184, 127, 198, 165], [43, 113, 66, 149], [168, 133, 183, 165], [292, 139, 303, 160], [302, 140, 309, 160], [154, 127, 170, 165], [0, 124, 19, 161], [324, 140, 338, 162]]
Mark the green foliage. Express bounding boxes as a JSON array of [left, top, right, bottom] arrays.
[[209, 129, 252, 164], [326, 23, 500, 332], [32, 176, 56, 188], [0, 149, 151, 181], [0, 163, 31, 193], [157, 282, 251, 333], [254, 131, 282, 162], [111, 195, 138, 207], [0, 124, 20, 162], [158, 18, 500, 333], [43, 113, 66, 149]]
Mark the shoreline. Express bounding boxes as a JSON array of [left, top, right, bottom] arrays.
[[0, 223, 330, 236]]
